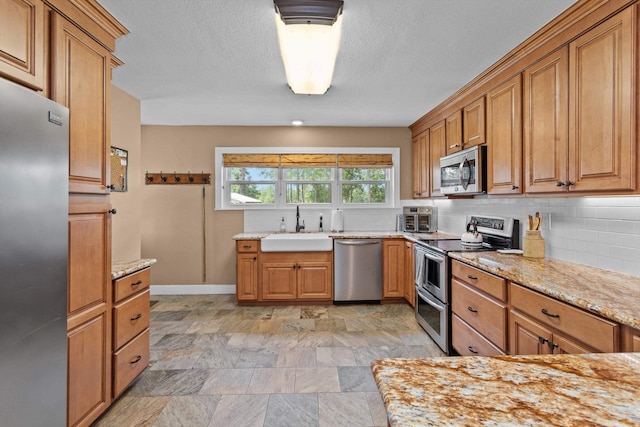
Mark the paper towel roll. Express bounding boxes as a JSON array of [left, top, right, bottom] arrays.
[[331, 209, 344, 232]]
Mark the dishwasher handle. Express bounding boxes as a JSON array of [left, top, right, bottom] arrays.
[[335, 240, 380, 246]]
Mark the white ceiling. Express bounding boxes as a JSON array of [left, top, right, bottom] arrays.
[[100, 0, 576, 127]]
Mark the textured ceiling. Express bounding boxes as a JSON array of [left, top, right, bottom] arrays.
[[100, 0, 576, 127]]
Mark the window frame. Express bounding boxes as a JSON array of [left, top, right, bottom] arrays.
[[215, 147, 399, 210]]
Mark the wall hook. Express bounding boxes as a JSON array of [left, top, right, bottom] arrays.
[[201, 172, 208, 183], [174, 171, 180, 183], [160, 171, 167, 183], [188, 171, 194, 183], [146, 172, 153, 183]]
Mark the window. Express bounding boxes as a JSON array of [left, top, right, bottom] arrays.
[[217, 149, 398, 209]]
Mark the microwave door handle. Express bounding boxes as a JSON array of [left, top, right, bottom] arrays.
[[459, 157, 470, 190]]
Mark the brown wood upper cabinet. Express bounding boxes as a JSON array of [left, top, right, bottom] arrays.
[[568, 7, 636, 193], [463, 97, 485, 148], [523, 47, 569, 193], [429, 120, 446, 198], [0, 0, 46, 91], [52, 13, 112, 195], [412, 131, 429, 198], [487, 74, 522, 195], [445, 110, 463, 155]]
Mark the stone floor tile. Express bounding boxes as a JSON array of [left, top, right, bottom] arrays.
[[318, 392, 374, 427], [337, 366, 379, 392], [271, 307, 301, 320], [191, 333, 232, 349], [150, 310, 191, 322], [247, 367, 296, 394], [193, 349, 240, 369], [344, 318, 379, 331], [283, 319, 316, 332], [234, 348, 279, 368], [153, 395, 220, 427], [364, 330, 404, 346], [262, 332, 300, 348], [150, 348, 203, 370], [153, 333, 198, 351], [313, 318, 347, 332], [264, 393, 319, 427], [352, 346, 401, 366], [277, 347, 317, 368], [298, 331, 334, 347], [198, 368, 254, 395], [366, 391, 388, 426], [93, 396, 169, 426], [300, 306, 329, 319], [226, 332, 266, 348], [208, 394, 268, 427], [332, 331, 369, 347], [251, 319, 285, 333], [294, 367, 340, 393], [316, 346, 356, 367], [128, 369, 210, 396]]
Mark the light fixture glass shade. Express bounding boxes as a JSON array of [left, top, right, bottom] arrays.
[[275, 14, 342, 95]]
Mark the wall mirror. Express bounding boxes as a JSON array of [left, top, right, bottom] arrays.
[[110, 146, 128, 192]]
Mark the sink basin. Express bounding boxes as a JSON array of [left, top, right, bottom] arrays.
[[261, 233, 333, 252]]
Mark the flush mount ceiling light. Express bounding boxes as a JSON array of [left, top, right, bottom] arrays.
[[291, 119, 304, 126], [274, 0, 344, 95]]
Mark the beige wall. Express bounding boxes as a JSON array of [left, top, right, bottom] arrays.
[[110, 86, 142, 261], [141, 126, 412, 286]]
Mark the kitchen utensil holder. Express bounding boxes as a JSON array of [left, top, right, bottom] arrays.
[[523, 230, 545, 258]]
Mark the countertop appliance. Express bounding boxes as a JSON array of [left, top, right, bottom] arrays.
[[334, 239, 382, 303], [440, 145, 487, 195], [414, 215, 519, 354], [402, 206, 437, 232], [0, 77, 69, 426]]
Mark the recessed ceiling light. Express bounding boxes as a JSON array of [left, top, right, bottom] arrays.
[[291, 120, 304, 126]]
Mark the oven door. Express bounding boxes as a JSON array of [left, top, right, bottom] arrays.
[[403, 214, 417, 232], [414, 245, 447, 303], [415, 285, 449, 354]]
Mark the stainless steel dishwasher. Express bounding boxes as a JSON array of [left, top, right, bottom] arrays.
[[334, 239, 382, 303]]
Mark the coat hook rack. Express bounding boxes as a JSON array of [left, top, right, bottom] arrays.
[[145, 171, 211, 185]]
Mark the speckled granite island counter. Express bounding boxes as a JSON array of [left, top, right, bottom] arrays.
[[372, 353, 640, 426], [112, 258, 157, 280], [448, 252, 640, 329]]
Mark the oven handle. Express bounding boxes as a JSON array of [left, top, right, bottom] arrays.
[[419, 249, 445, 264], [415, 286, 445, 312]]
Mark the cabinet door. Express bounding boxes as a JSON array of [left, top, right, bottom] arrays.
[[509, 310, 553, 356], [67, 308, 110, 427], [568, 7, 636, 192], [403, 241, 414, 307], [0, 0, 45, 90], [51, 14, 111, 194], [487, 74, 522, 194], [524, 48, 569, 193], [429, 120, 446, 197], [262, 262, 297, 300], [237, 252, 258, 301], [445, 110, 463, 154], [552, 333, 593, 355], [68, 206, 110, 315], [297, 262, 332, 299], [412, 131, 429, 198], [463, 97, 485, 147], [382, 240, 404, 298]]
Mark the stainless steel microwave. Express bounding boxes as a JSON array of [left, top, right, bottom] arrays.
[[440, 145, 486, 195]]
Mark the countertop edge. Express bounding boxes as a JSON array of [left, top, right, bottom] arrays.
[[111, 258, 157, 280]]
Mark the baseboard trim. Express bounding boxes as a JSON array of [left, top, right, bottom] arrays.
[[150, 284, 236, 295]]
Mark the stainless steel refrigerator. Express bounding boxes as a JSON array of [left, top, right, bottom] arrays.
[[0, 77, 68, 426]]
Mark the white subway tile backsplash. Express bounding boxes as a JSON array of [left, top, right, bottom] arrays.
[[609, 246, 639, 262], [584, 218, 608, 231], [622, 261, 640, 276], [596, 255, 624, 272], [608, 220, 635, 234]]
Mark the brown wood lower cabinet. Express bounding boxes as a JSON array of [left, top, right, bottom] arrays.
[[382, 239, 405, 299], [452, 314, 505, 356], [403, 241, 415, 307], [259, 251, 333, 302]]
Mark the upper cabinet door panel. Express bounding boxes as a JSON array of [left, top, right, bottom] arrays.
[[52, 14, 110, 194], [568, 7, 636, 192], [429, 120, 446, 197], [487, 75, 522, 194], [445, 110, 463, 154], [463, 97, 486, 148], [0, 0, 45, 90], [524, 47, 569, 193]]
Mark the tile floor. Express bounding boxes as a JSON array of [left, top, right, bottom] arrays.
[[94, 294, 444, 427]]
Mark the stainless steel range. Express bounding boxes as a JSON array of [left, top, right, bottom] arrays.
[[414, 215, 519, 354]]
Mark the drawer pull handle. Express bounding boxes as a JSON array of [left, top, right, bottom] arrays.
[[243, 245, 252, 249], [131, 280, 143, 286], [538, 337, 548, 345], [130, 355, 142, 364], [130, 313, 142, 321], [467, 346, 478, 354], [541, 308, 560, 318], [467, 306, 477, 313], [547, 341, 558, 351], [467, 275, 477, 280]]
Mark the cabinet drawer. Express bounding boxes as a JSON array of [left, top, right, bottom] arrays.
[[114, 268, 150, 303], [452, 260, 506, 301], [452, 314, 505, 356], [113, 328, 149, 398], [237, 240, 259, 253], [510, 283, 617, 352], [452, 279, 507, 350], [113, 290, 150, 349]]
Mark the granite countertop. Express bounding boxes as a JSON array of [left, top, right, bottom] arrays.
[[372, 353, 640, 427], [232, 230, 460, 240], [449, 251, 640, 329], [111, 258, 157, 280]]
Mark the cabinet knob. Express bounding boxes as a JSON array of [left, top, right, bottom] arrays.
[[107, 184, 116, 190], [556, 181, 565, 187], [511, 185, 519, 190], [449, 143, 460, 149], [108, 208, 117, 215]]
